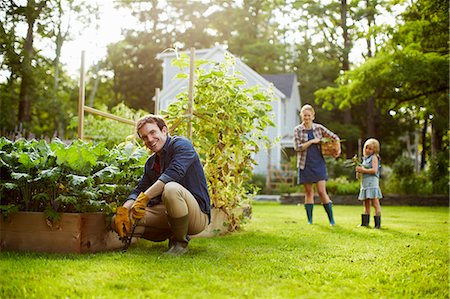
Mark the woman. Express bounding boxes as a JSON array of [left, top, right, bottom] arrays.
[[293, 104, 341, 225]]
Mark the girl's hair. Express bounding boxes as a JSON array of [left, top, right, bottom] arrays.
[[136, 115, 167, 138], [364, 138, 380, 155], [300, 104, 315, 115]]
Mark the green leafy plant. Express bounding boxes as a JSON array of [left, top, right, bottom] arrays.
[[0, 137, 148, 219], [326, 176, 360, 195], [68, 102, 147, 147], [162, 53, 275, 231]]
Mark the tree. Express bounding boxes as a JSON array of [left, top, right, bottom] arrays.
[[0, 0, 96, 138], [315, 0, 448, 166]]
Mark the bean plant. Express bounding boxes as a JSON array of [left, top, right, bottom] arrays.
[[162, 53, 275, 231]]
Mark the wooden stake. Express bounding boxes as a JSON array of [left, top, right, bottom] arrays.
[[77, 51, 86, 140], [187, 47, 195, 139], [154, 88, 160, 115], [83, 106, 135, 126]]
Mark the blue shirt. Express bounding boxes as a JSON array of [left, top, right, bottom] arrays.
[[128, 135, 211, 221]]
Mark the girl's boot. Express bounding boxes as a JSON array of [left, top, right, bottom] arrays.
[[305, 204, 314, 224], [374, 215, 381, 229], [359, 214, 370, 227], [323, 202, 336, 226]]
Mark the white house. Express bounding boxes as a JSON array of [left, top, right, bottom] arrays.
[[155, 45, 301, 175]]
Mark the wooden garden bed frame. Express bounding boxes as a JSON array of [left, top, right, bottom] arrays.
[[0, 212, 124, 253]]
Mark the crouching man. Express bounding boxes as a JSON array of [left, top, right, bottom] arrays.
[[112, 115, 211, 256]]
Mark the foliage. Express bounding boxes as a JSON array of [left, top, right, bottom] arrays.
[[249, 173, 267, 194], [69, 102, 147, 147], [326, 176, 360, 195], [428, 151, 449, 194], [0, 204, 448, 298], [326, 157, 357, 181], [162, 54, 275, 231], [0, 0, 97, 136], [0, 137, 148, 219], [314, 0, 448, 178], [382, 155, 434, 195]]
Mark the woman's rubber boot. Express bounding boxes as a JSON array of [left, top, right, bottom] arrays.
[[323, 202, 335, 226], [374, 215, 381, 229], [165, 215, 189, 256], [305, 204, 314, 224], [358, 214, 370, 227]]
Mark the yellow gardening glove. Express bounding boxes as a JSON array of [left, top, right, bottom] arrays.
[[114, 206, 131, 238], [131, 192, 150, 221]]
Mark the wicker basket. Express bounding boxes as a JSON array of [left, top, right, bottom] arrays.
[[320, 139, 340, 157]]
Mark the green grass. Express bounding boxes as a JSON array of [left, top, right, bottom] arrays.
[[0, 203, 448, 299]]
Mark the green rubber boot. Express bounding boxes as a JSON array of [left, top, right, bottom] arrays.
[[165, 215, 189, 256]]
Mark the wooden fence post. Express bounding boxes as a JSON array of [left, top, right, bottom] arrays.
[[78, 51, 86, 140], [187, 47, 195, 140], [154, 88, 160, 115]]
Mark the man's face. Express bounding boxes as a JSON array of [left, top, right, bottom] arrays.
[[138, 122, 168, 153]]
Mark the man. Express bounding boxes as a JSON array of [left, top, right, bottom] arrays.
[[112, 115, 211, 255]]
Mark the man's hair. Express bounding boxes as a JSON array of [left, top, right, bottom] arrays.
[[136, 115, 167, 137]]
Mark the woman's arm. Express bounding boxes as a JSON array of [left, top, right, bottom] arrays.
[[294, 126, 320, 152], [298, 138, 321, 151]]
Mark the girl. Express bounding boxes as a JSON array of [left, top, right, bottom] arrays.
[[293, 104, 341, 226], [356, 138, 383, 228]]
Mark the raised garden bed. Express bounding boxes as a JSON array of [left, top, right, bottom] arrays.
[[0, 212, 125, 253]]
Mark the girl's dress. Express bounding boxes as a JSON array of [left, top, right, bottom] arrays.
[[298, 130, 328, 184], [358, 154, 383, 200]]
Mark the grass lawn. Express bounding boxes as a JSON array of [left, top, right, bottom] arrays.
[[0, 202, 448, 299]]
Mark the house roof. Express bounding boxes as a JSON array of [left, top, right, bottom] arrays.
[[156, 45, 286, 101], [262, 74, 297, 98]]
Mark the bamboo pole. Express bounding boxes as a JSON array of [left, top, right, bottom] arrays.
[[83, 106, 135, 126], [187, 47, 195, 139], [77, 51, 86, 140]]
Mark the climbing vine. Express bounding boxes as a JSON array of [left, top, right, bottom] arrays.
[[162, 53, 275, 231]]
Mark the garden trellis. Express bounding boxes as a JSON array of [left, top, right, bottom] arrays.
[[77, 49, 196, 141], [77, 51, 136, 140]]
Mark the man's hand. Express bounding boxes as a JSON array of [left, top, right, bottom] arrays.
[[131, 192, 150, 220], [114, 206, 131, 238]]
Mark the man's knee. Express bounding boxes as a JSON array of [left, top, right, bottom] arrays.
[[162, 182, 183, 202]]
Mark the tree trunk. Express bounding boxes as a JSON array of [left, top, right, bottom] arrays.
[[18, 17, 35, 123], [18, 0, 47, 124], [341, 0, 353, 158]]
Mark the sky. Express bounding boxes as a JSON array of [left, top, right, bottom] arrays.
[[60, 2, 137, 77]]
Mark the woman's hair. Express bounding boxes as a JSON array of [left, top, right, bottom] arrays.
[[364, 138, 380, 155], [300, 104, 315, 115], [136, 115, 167, 137]]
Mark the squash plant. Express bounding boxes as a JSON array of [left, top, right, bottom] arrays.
[[162, 53, 275, 231], [0, 137, 147, 222]]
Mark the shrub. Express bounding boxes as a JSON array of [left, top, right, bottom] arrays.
[[428, 152, 449, 194], [327, 177, 360, 195], [250, 174, 267, 194], [383, 172, 432, 195], [391, 155, 415, 177], [326, 157, 356, 181]]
